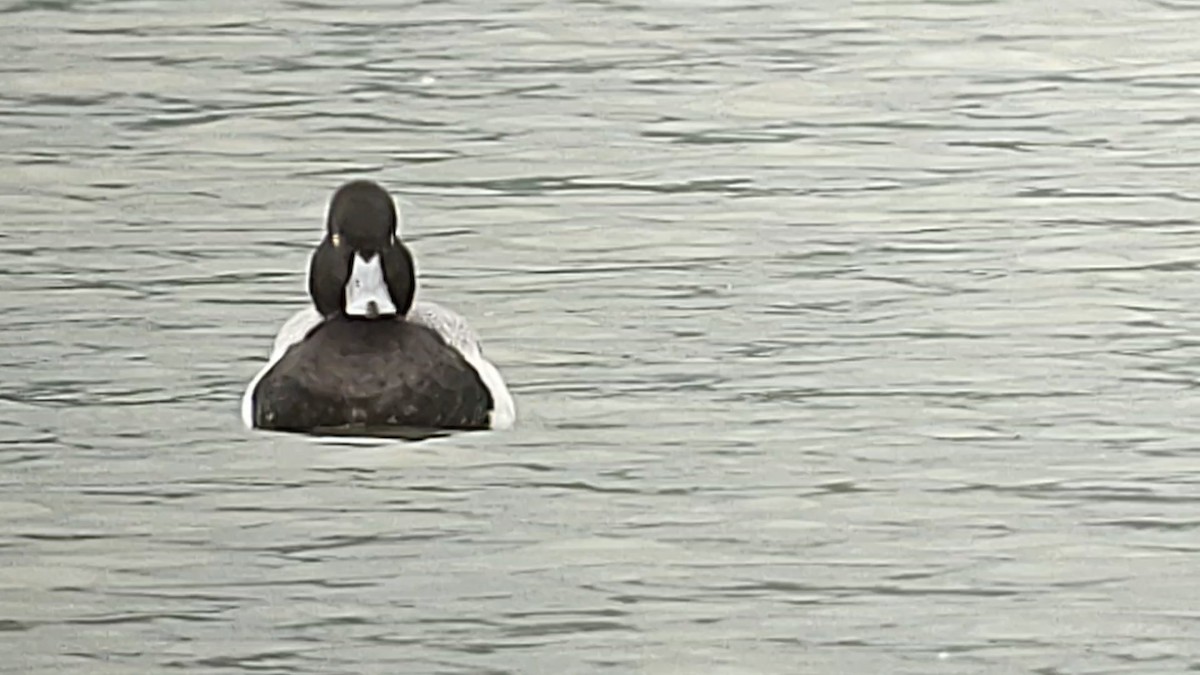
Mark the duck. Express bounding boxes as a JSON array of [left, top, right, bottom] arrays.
[[241, 179, 516, 435]]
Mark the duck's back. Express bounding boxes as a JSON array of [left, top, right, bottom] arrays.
[[251, 315, 493, 433]]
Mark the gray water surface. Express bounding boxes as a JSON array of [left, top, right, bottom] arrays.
[[3, 0, 1200, 672]]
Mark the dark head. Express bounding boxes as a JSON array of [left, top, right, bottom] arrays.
[[326, 180, 397, 250], [308, 180, 417, 319]]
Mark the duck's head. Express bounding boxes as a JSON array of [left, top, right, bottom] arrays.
[[308, 180, 416, 319]]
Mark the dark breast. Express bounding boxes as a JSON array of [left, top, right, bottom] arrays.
[[252, 315, 493, 434]]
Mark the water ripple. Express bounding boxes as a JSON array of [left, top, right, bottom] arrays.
[[3, 0, 1200, 672]]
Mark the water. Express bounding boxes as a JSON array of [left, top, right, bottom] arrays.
[[3, 0, 1200, 672]]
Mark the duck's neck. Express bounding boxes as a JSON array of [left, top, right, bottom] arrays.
[[306, 237, 417, 319]]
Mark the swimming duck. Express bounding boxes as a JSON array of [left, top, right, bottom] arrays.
[[241, 180, 516, 435]]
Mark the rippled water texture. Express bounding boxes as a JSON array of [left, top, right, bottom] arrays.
[[3, 0, 1200, 672]]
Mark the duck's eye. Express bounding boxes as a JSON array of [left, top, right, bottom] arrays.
[[331, 233, 343, 247]]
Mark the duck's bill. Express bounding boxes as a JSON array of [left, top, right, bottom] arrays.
[[344, 252, 398, 318]]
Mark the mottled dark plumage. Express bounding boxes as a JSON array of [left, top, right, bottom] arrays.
[[252, 314, 494, 433]]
